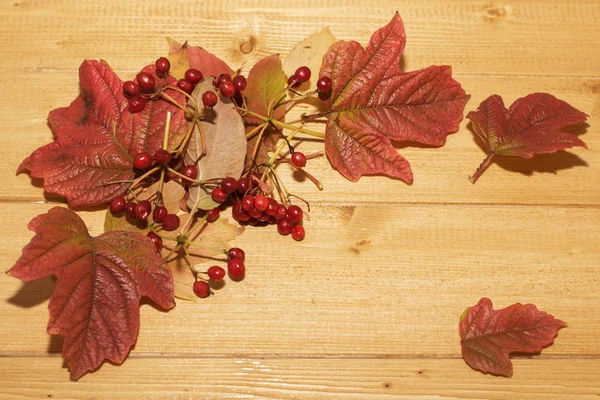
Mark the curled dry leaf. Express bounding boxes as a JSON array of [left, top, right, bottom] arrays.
[[466, 93, 588, 183], [167, 38, 234, 80], [8, 207, 174, 380], [459, 298, 566, 377], [319, 13, 470, 183], [16, 60, 188, 206], [283, 27, 336, 89], [162, 215, 245, 301], [185, 79, 247, 211]]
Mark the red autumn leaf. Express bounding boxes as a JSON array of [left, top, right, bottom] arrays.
[[17, 60, 188, 206], [167, 39, 234, 79], [8, 207, 174, 380], [319, 13, 470, 183], [467, 93, 588, 183], [459, 298, 566, 377]]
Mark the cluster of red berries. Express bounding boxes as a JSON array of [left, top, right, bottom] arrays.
[[192, 247, 246, 298], [287, 65, 332, 95]]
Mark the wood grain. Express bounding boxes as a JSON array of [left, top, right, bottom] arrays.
[[1, 0, 599, 396]]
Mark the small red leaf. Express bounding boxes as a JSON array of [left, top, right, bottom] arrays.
[[17, 60, 188, 206], [8, 207, 174, 380], [320, 13, 470, 182], [459, 298, 566, 377], [467, 93, 588, 183]]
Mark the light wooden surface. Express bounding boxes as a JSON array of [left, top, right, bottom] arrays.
[[1, 1, 599, 398]]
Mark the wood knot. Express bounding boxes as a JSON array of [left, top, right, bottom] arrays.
[[239, 37, 256, 54], [483, 4, 507, 21], [349, 239, 371, 255]]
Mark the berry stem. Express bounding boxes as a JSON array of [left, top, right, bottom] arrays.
[[250, 123, 269, 165], [470, 153, 495, 184], [246, 123, 267, 140], [274, 89, 318, 110], [105, 166, 161, 187], [158, 91, 188, 113], [164, 85, 198, 110], [240, 109, 325, 139]]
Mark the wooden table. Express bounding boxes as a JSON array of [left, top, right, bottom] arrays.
[[1, 1, 599, 398]]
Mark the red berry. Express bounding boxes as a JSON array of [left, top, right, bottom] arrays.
[[109, 196, 126, 215], [136, 72, 156, 93], [232, 202, 250, 222], [202, 91, 218, 108], [221, 177, 239, 194], [291, 152, 307, 168], [153, 205, 168, 223], [123, 80, 139, 96], [241, 195, 255, 211], [228, 247, 245, 262], [135, 200, 151, 221], [133, 152, 152, 170], [184, 68, 203, 84], [249, 207, 262, 219], [154, 149, 171, 165], [254, 194, 269, 212], [237, 177, 250, 194], [193, 281, 211, 298], [125, 202, 137, 219], [266, 198, 279, 216], [233, 75, 247, 91], [291, 225, 305, 241], [155, 57, 170, 75], [181, 165, 198, 181], [287, 74, 300, 88], [217, 73, 232, 86], [227, 258, 245, 280], [207, 266, 226, 281], [317, 76, 332, 93], [207, 207, 220, 222], [287, 205, 303, 223], [177, 78, 194, 94], [128, 96, 146, 113], [219, 81, 235, 98], [275, 204, 287, 220], [162, 214, 180, 231], [294, 66, 311, 83], [211, 187, 228, 203], [277, 218, 293, 235], [147, 231, 163, 251]]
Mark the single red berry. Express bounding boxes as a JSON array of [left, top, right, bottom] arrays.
[[233, 75, 247, 91], [291, 225, 305, 241], [207, 266, 226, 281], [109, 196, 126, 215], [207, 207, 220, 222], [211, 187, 228, 203], [181, 165, 198, 181], [241, 195, 255, 212], [291, 152, 307, 168], [228, 247, 245, 262], [217, 73, 232, 86], [277, 218, 293, 235], [249, 207, 262, 219], [133, 152, 152, 170], [317, 76, 332, 93], [287, 74, 300, 88], [202, 91, 218, 108], [136, 72, 156, 93], [184, 68, 203, 84], [177, 78, 194, 94], [219, 177, 238, 194], [232, 202, 250, 222], [135, 200, 151, 221], [287, 205, 303, 223], [123, 80, 139, 97], [266, 198, 279, 216], [154, 149, 171, 165], [254, 194, 269, 212], [153, 205, 168, 223], [227, 258, 245, 280], [219, 81, 235, 98], [147, 231, 163, 251], [128, 96, 146, 113], [125, 202, 137, 219], [237, 177, 250, 194], [294, 66, 311, 83], [162, 214, 180, 231], [193, 280, 211, 298], [275, 204, 288, 220], [155, 57, 170, 75], [258, 212, 270, 222]]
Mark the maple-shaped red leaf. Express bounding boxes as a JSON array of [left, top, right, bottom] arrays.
[[319, 13, 470, 183], [466, 93, 588, 183], [8, 207, 174, 380], [459, 298, 566, 377], [17, 60, 188, 206]]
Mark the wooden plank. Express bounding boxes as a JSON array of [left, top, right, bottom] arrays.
[[1, 203, 598, 356], [0, 357, 598, 399], [3, 73, 599, 205], [1, 1, 599, 76]]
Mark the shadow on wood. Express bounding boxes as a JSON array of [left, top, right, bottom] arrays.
[[7, 276, 56, 308]]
